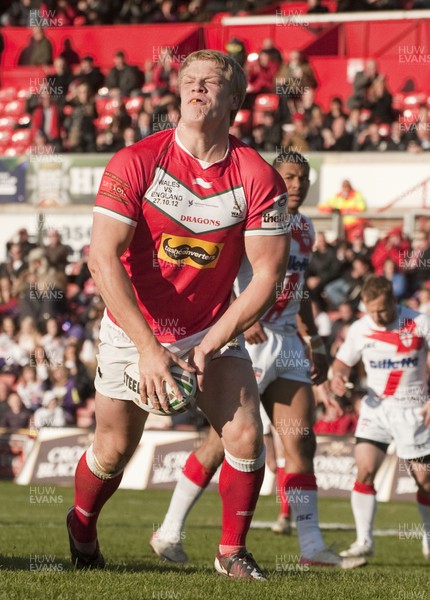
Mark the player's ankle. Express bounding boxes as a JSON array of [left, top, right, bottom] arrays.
[[219, 544, 246, 555]]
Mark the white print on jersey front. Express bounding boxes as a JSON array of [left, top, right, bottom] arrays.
[[145, 167, 247, 234]]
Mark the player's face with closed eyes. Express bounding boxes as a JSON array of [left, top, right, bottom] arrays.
[[179, 60, 236, 127]]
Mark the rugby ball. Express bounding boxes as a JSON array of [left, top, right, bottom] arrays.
[[123, 362, 197, 416]]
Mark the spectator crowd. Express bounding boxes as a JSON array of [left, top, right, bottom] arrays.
[[0, 227, 101, 431], [0, 218, 429, 433], [0, 3, 428, 154]]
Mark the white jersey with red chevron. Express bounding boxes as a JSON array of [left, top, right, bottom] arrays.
[[336, 306, 430, 405]]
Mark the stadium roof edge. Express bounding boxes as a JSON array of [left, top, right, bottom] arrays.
[[222, 8, 430, 25]]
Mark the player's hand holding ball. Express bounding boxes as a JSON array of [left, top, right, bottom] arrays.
[[124, 342, 196, 415]]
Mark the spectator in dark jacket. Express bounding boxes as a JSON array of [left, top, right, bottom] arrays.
[[73, 56, 105, 95], [0, 391, 31, 429], [18, 26, 53, 66], [105, 51, 143, 97], [306, 232, 343, 302]]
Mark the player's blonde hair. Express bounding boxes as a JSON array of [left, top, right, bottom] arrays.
[[178, 50, 247, 126]]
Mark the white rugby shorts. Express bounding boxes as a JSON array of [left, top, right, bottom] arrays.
[[95, 312, 250, 400], [355, 395, 430, 460], [246, 325, 312, 395]]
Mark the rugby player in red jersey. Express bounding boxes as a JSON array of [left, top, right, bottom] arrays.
[[151, 152, 366, 569], [66, 50, 290, 580], [331, 276, 430, 559]]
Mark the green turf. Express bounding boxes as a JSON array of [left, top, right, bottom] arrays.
[[0, 481, 427, 600]]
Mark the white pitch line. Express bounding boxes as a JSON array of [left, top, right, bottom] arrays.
[[252, 521, 401, 536]]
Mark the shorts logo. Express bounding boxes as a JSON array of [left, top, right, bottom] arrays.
[[158, 233, 223, 269]]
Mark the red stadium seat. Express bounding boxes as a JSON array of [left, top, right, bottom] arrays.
[[0, 130, 12, 147], [125, 96, 144, 116], [0, 117, 17, 130], [142, 83, 156, 95], [96, 97, 109, 114], [10, 129, 31, 145], [403, 93, 427, 108], [94, 115, 113, 130], [254, 94, 280, 113], [17, 88, 30, 99], [101, 98, 120, 115], [0, 88, 17, 102], [18, 114, 31, 126], [4, 99, 26, 118], [4, 146, 28, 156], [234, 109, 252, 127]]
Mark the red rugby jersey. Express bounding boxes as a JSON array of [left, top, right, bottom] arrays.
[[94, 129, 288, 342]]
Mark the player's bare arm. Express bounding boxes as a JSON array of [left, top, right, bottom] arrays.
[[230, 291, 268, 346], [331, 358, 353, 397], [89, 212, 194, 410], [297, 287, 329, 385], [190, 232, 290, 390]]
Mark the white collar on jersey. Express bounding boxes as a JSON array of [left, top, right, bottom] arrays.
[[174, 129, 229, 170]]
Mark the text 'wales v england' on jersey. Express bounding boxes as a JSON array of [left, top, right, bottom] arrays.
[[336, 306, 430, 405], [94, 129, 288, 342]]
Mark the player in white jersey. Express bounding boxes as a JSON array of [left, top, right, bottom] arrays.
[[331, 276, 430, 559], [150, 151, 366, 569]]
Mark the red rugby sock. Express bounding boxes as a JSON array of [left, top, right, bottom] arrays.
[[71, 451, 123, 543], [219, 457, 265, 549]]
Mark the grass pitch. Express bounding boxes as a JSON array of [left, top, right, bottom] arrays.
[[0, 481, 427, 600]]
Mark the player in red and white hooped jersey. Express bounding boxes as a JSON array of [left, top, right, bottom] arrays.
[[66, 50, 291, 580], [151, 152, 365, 569], [331, 276, 430, 559]]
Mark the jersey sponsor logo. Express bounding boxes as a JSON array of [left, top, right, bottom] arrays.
[[158, 233, 223, 269], [261, 193, 289, 230], [99, 170, 130, 205], [369, 357, 419, 369]]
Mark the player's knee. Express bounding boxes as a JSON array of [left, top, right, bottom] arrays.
[[86, 444, 126, 479], [225, 420, 262, 458], [356, 466, 377, 485], [93, 441, 137, 474]]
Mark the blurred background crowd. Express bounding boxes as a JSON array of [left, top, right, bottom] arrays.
[[0, 2, 428, 155], [0, 219, 429, 433]]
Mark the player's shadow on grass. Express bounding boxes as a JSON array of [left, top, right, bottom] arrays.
[[0, 556, 41, 570], [61, 560, 208, 574]]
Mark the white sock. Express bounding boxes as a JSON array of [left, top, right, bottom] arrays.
[[156, 472, 205, 543], [287, 487, 325, 557], [351, 488, 377, 546]]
